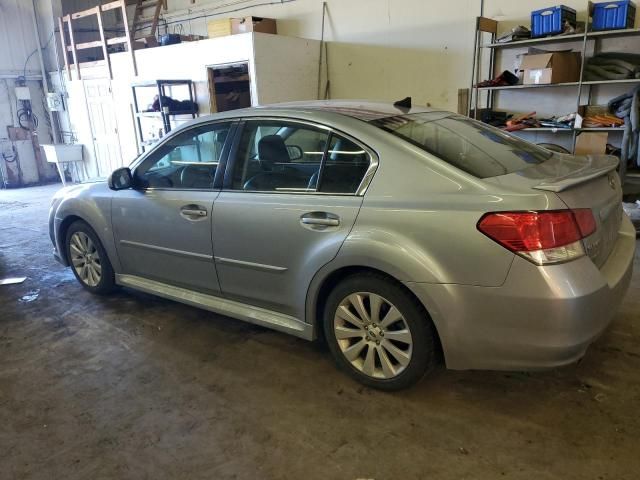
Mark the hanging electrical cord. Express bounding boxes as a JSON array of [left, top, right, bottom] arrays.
[[22, 30, 54, 79], [17, 103, 38, 130], [17, 30, 51, 131]]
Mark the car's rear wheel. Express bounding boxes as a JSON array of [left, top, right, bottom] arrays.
[[323, 273, 437, 390], [66, 220, 115, 294]]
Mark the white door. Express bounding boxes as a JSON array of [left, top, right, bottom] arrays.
[[84, 79, 122, 177]]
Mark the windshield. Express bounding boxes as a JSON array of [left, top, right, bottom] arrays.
[[370, 112, 553, 178]]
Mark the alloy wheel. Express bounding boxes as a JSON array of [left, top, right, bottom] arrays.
[[69, 231, 102, 287], [333, 292, 413, 379]]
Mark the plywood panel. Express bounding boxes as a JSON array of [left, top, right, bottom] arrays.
[[252, 33, 320, 105]]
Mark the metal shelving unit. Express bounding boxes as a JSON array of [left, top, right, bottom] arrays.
[[132, 79, 198, 152], [480, 78, 640, 91], [470, 18, 640, 153]]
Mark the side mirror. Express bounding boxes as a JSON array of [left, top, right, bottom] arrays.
[[108, 167, 133, 191], [286, 145, 304, 161]]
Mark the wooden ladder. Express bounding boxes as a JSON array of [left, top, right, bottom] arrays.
[[59, 0, 137, 80], [130, 0, 167, 41]]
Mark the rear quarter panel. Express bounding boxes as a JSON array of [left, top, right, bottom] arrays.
[[339, 135, 569, 286], [305, 130, 569, 343]]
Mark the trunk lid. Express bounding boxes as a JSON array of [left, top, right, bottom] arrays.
[[488, 154, 623, 268]]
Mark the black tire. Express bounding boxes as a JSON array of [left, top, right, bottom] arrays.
[[65, 220, 116, 295], [323, 273, 437, 391]]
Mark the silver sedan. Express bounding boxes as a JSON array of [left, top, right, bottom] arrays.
[[49, 101, 636, 390]]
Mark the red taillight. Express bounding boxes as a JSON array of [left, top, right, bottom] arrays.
[[572, 208, 597, 237], [477, 209, 597, 265]]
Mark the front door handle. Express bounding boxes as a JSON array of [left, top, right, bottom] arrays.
[[180, 205, 208, 220], [300, 212, 340, 229]]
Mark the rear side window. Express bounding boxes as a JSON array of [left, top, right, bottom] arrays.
[[316, 135, 370, 194], [370, 113, 552, 178]]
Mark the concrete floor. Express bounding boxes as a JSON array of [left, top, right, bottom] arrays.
[[1, 184, 639, 480]]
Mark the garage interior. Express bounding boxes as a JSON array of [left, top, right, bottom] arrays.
[[1, 0, 640, 478]]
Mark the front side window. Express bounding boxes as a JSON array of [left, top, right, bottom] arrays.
[[136, 123, 231, 189], [370, 113, 552, 178], [231, 120, 371, 194]]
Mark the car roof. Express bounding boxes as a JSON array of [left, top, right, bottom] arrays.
[[170, 100, 447, 136], [257, 100, 439, 121]]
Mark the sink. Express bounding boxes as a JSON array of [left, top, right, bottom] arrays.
[[42, 144, 83, 164]]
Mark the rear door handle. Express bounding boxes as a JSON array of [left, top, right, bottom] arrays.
[[180, 205, 208, 220], [301, 217, 339, 226], [300, 212, 340, 228]]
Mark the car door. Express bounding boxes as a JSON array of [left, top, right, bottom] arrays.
[[212, 118, 376, 317], [112, 121, 234, 294]]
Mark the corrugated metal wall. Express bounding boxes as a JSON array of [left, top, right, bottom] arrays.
[[0, 0, 42, 75], [0, 0, 58, 187]]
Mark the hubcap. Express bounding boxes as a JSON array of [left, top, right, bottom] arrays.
[[333, 292, 413, 379], [69, 232, 102, 287]]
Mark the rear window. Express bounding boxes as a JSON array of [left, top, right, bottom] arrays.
[[370, 112, 552, 178]]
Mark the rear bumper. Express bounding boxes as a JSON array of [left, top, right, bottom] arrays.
[[407, 214, 636, 371]]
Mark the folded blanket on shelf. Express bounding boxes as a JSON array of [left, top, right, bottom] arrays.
[[608, 85, 640, 179], [584, 53, 640, 81]]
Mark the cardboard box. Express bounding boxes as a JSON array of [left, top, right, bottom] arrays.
[[232, 16, 277, 35], [208, 16, 277, 39], [208, 18, 233, 38], [180, 34, 207, 43], [578, 104, 610, 117], [574, 132, 608, 155], [521, 51, 581, 85], [135, 35, 159, 49]]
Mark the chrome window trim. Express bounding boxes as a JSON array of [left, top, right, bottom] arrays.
[[214, 256, 288, 272], [229, 116, 380, 197], [119, 239, 213, 260], [218, 189, 365, 197]]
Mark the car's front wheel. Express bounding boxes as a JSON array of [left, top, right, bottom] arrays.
[[324, 273, 438, 390], [66, 220, 115, 294]]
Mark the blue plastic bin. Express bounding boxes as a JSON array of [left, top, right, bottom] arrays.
[[531, 5, 577, 37], [592, 1, 636, 30]]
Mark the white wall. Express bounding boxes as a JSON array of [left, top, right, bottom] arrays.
[[58, 32, 319, 175], [122, 0, 481, 111], [132, 0, 639, 111]]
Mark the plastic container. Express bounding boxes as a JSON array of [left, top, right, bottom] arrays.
[[531, 5, 577, 37], [592, 1, 636, 30]]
